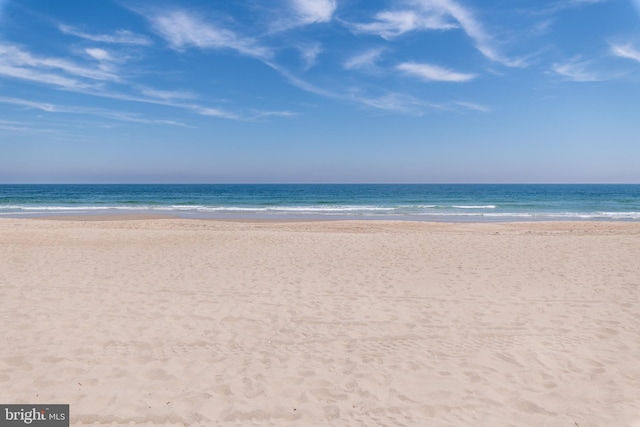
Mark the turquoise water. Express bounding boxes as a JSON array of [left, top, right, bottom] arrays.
[[1, 184, 639, 221]]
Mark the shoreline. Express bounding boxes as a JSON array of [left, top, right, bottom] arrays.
[[1, 218, 639, 426], [4, 211, 640, 223]]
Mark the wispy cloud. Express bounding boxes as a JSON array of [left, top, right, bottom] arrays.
[[552, 58, 602, 81], [271, 63, 459, 114], [0, 64, 89, 89], [0, 19, 293, 124], [0, 96, 189, 127], [0, 119, 64, 135], [79, 87, 285, 122], [350, 0, 523, 67], [352, 91, 446, 114], [0, 119, 31, 132], [250, 110, 297, 118], [344, 48, 386, 72], [0, 96, 56, 111], [85, 47, 112, 62], [351, 8, 456, 39], [139, 87, 198, 101], [269, 64, 341, 100], [0, 42, 119, 91], [553, 0, 607, 7], [0, 119, 29, 126], [136, 5, 465, 116], [289, 0, 337, 25], [453, 101, 491, 112], [2, 85, 278, 124], [433, 0, 525, 67], [270, 0, 337, 32], [195, 107, 241, 120], [299, 43, 323, 69], [100, 113, 189, 127], [59, 24, 153, 46], [522, 0, 607, 19], [2, 2, 502, 126], [611, 43, 640, 63], [397, 62, 476, 82], [527, 18, 555, 37], [145, 9, 271, 60]]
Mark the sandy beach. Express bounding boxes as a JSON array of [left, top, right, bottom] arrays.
[[1, 218, 638, 426]]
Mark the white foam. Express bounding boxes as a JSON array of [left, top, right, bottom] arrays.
[[1, 205, 151, 211], [180, 205, 397, 213], [451, 205, 497, 209], [1, 205, 640, 220]]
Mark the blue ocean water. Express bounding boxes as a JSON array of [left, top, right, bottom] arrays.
[[0, 184, 639, 221]]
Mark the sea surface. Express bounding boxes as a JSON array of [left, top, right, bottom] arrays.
[[1, 184, 639, 221]]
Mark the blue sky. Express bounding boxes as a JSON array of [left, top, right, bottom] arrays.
[[1, 0, 639, 183]]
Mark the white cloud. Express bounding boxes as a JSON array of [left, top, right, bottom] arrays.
[[0, 119, 28, 126], [0, 120, 64, 135], [77, 87, 260, 121], [64, 84, 288, 122], [0, 96, 56, 111], [344, 48, 386, 71], [431, 0, 524, 67], [290, 0, 337, 25], [268, 0, 337, 32], [0, 96, 189, 127], [146, 9, 271, 60], [397, 62, 476, 82], [59, 25, 153, 46], [351, 0, 523, 67], [271, 62, 448, 114], [0, 64, 90, 89], [552, 58, 601, 81], [526, 0, 607, 16], [453, 101, 491, 112], [611, 43, 640, 63], [249, 110, 298, 119], [530, 19, 554, 36], [1, 81, 277, 124], [0, 119, 31, 133], [196, 107, 241, 120], [352, 9, 455, 39], [353, 91, 441, 113], [139, 87, 197, 100], [268, 63, 340, 99], [299, 43, 323, 69], [85, 48, 112, 61], [0, 42, 118, 83], [102, 113, 189, 127], [0, 40, 289, 123]]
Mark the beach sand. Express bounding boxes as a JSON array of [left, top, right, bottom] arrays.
[[1, 218, 639, 426]]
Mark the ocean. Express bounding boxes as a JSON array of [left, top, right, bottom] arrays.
[[1, 184, 639, 221]]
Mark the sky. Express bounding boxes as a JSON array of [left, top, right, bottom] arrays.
[[0, 0, 639, 183]]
